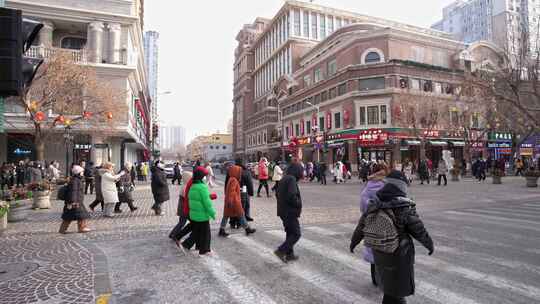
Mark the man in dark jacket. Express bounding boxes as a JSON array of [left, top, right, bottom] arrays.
[[350, 170, 433, 304], [84, 161, 95, 195], [151, 161, 170, 216], [172, 162, 182, 185], [89, 164, 104, 212], [274, 162, 303, 263], [226, 159, 255, 226]]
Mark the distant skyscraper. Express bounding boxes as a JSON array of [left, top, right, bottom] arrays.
[[160, 125, 186, 150], [143, 31, 159, 124]]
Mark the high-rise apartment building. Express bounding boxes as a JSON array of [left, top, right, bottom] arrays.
[[144, 31, 159, 124], [432, 0, 540, 54], [160, 125, 186, 151]]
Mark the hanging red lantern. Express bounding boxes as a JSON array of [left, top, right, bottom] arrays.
[[56, 115, 65, 124], [35, 111, 45, 122], [83, 111, 92, 119], [64, 119, 72, 126], [29, 101, 38, 112], [106, 112, 113, 120]]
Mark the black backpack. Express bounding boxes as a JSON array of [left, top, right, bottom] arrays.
[[362, 208, 399, 253]]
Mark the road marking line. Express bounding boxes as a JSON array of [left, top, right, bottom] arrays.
[[266, 230, 479, 304], [231, 235, 378, 304], [426, 214, 540, 233], [486, 206, 540, 215], [96, 293, 111, 304], [467, 209, 540, 219], [305, 226, 345, 236], [522, 203, 540, 209], [444, 211, 540, 226], [339, 223, 357, 231], [417, 256, 540, 300], [200, 253, 277, 304], [508, 206, 540, 214]]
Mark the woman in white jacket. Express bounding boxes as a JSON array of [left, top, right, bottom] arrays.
[[100, 162, 125, 217], [271, 163, 283, 192]]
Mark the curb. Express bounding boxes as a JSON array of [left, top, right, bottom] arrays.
[[80, 240, 113, 304]]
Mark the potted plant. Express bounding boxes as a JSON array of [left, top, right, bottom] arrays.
[[0, 200, 9, 231], [523, 170, 540, 187], [7, 193, 32, 223], [28, 181, 52, 209], [492, 168, 504, 184]]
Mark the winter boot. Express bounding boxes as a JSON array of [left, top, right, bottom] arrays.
[[218, 228, 230, 238], [59, 220, 71, 234], [245, 226, 256, 236]]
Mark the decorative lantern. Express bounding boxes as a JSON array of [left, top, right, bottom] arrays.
[[56, 115, 65, 124], [83, 111, 92, 119], [326, 111, 332, 130], [35, 111, 45, 122], [64, 119, 72, 126], [29, 101, 38, 112], [106, 112, 113, 120]]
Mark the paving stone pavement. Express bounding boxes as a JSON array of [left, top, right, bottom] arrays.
[[1, 176, 540, 303]]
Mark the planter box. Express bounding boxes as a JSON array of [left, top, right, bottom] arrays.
[[525, 176, 539, 187], [8, 201, 31, 222], [32, 190, 51, 209], [492, 176, 502, 184]]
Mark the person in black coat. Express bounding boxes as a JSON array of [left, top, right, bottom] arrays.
[[84, 161, 95, 195], [59, 165, 91, 234], [350, 170, 434, 304], [274, 162, 303, 263], [172, 162, 182, 185], [114, 163, 138, 213], [151, 161, 170, 216]]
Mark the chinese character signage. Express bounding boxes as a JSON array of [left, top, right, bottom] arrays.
[[358, 129, 388, 146], [488, 132, 512, 142]]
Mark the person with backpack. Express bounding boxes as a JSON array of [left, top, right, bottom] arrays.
[[274, 162, 304, 263], [256, 157, 270, 197], [359, 163, 389, 287], [350, 170, 434, 304], [59, 165, 91, 233]]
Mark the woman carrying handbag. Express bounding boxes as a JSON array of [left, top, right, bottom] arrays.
[[114, 162, 138, 213]]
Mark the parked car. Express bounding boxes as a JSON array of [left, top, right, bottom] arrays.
[[164, 163, 174, 178]]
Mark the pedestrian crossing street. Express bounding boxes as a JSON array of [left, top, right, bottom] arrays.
[[159, 202, 540, 304]]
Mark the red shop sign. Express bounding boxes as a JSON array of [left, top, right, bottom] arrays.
[[358, 129, 389, 146], [326, 111, 332, 130]]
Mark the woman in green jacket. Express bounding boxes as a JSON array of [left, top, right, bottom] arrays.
[[181, 166, 216, 255]]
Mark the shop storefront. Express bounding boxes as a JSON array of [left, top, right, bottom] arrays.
[[357, 129, 392, 164], [487, 132, 513, 161], [7, 133, 35, 163]]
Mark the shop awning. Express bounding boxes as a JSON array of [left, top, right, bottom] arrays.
[[429, 140, 448, 146], [450, 141, 465, 147], [403, 140, 421, 146]]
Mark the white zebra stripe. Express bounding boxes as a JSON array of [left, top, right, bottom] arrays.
[[305, 226, 346, 236], [467, 209, 540, 219], [200, 253, 277, 304], [427, 214, 540, 233], [444, 210, 540, 226], [266, 229, 480, 304], [231, 235, 378, 304]]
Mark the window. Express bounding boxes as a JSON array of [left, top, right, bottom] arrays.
[[328, 59, 337, 76], [451, 110, 459, 125], [314, 94, 321, 104], [434, 82, 442, 94], [311, 12, 318, 39], [329, 87, 337, 99], [358, 77, 385, 91], [423, 80, 433, 92], [295, 123, 300, 136], [328, 16, 334, 32], [321, 91, 328, 102], [472, 113, 479, 128], [338, 83, 347, 96], [334, 112, 341, 129], [209, 145, 214, 149], [380, 105, 387, 124], [286, 126, 290, 137], [306, 121, 311, 134], [336, 17, 342, 29], [320, 14, 326, 38], [319, 117, 325, 130], [314, 68, 322, 82], [367, 106, 379, 125], [294, 10, 301, 36], [303, 11, 310, 37], [223, 146, 227, 150], [263, 133, 266, 144], [359, 106, 366, 125], [61, 37, 87, 50], [304, 75, 312, 87], [410, 78, 420, 90], [364, 51, 381, 64]]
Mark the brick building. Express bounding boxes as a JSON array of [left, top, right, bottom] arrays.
[[232, 0, 502, 170]]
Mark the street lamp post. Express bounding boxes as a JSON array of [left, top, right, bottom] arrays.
[[63, 126, 73, 177], [306, 101, 321, 162]]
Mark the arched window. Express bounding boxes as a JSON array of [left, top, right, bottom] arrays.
[[61, 37, 87, 50], [365, 52, 381, 64]]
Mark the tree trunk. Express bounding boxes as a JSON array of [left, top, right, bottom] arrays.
[[35, 135, 45, 161], [420, 139, 427, 161]]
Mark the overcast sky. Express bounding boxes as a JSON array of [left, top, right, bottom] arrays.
[[144, 0, 456, 142]]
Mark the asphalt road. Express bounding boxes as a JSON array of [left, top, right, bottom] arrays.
[[1, 176, 540, 304]]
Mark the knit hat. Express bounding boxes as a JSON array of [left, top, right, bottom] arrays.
[[72, 165, 84, 176], [385, 170, 409, 185], [193, 166, 208, 181]]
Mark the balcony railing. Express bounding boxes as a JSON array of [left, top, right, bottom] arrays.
[[25, 45, 87, 63]]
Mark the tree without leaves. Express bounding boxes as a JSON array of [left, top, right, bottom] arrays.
[[15, 51, 125, 161]]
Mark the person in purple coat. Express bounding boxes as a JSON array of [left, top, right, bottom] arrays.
[[359, 162, 389, 286]]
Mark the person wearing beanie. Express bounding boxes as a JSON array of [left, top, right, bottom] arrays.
[[59, 165, 91, 233], [350, 170, 434, 304], [181, 166, 216, 255], [151, 160, 170, 216], [274, 162, 304, 263]]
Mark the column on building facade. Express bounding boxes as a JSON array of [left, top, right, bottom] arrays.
[[39, 20, 54, 48], [87, 21, 104, 63], [91, 135, 107, 166], [392, 141, 402, 169], [107, 23, 122, 64]]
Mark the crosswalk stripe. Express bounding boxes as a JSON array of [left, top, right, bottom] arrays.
[[231, 235, 378, 304], [304, 226, 345, 236], [444, 210, 539, 226], [522, 203, 540, 209], [339, 223, 357, 231], [506, 206, 540, 214], [266, 229, 480, 304], [200, 253, 277, 304], [485, 206, 540, 215], [467, 208, 540, 219], [427, 214, 540, 233], [417, 256, 540, 300], [435, 245, 540, 276]]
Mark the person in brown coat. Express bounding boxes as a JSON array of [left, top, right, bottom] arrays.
[[218, 165, 256, 237]]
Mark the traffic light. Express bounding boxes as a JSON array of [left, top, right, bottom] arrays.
[[0, 8, 43, 97]]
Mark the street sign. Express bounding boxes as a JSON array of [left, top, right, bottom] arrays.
[[94, 143, 109, 149]]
